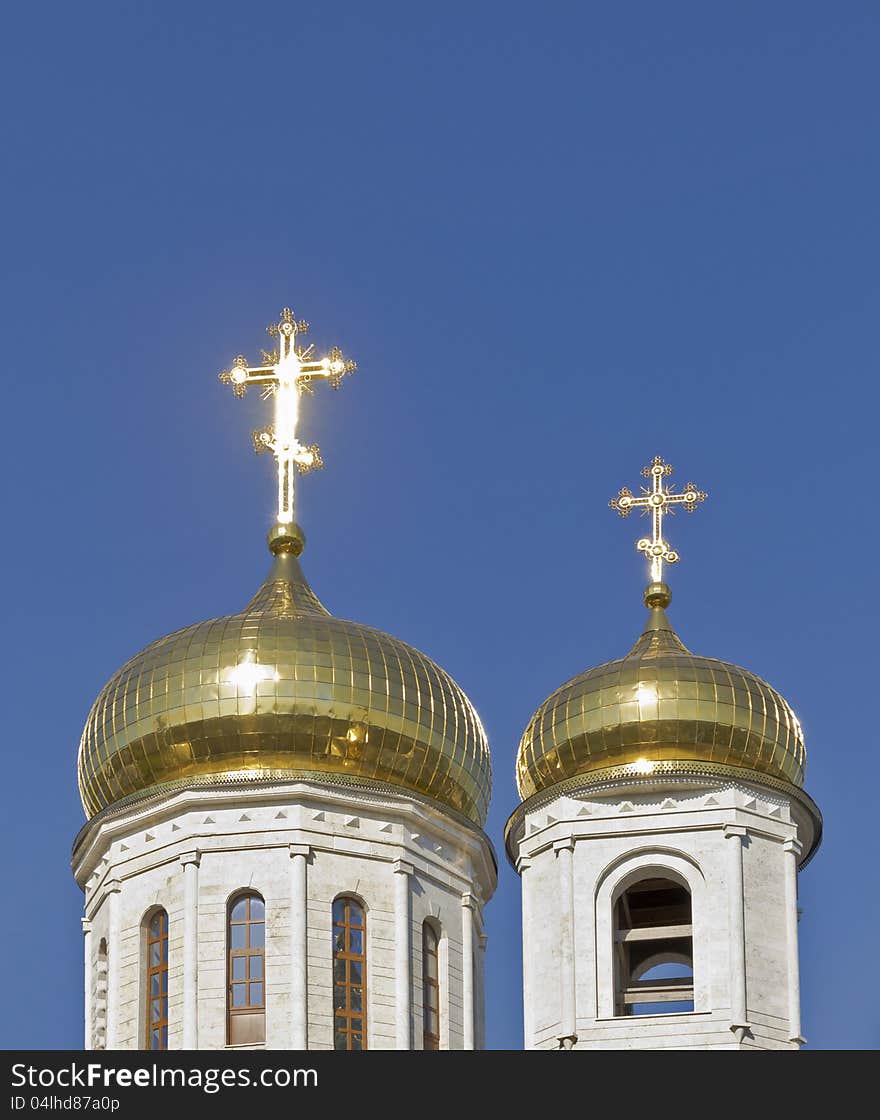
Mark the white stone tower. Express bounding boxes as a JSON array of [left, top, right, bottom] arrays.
[[506, 456, 821, 1050], [72, 309, 496, 1050]]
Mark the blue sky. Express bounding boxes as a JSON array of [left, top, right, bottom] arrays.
[[1, 2, 877, 1050]]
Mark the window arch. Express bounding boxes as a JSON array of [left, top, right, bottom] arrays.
[[422, 920, 440, 1050], [332, 896, 366, 1050], [144, 908, 169, 1050], [227, 891, 266, 1045], [613, 875, 694, 1015]]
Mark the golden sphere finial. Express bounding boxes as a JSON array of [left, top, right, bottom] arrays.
[[644, 581, 671, 610], [268, 521, 305, 556]]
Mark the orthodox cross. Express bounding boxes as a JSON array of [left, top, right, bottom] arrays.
[[609, 455, 707, 583], [219, 307, 356, 525]]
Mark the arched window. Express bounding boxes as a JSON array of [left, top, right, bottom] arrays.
[[422, 921, 440, 1050], [227, 892, 265, 1045], [614, 876, 694, 1015], [332, 896, 366, 1050], [145, 909, 169, 1050]]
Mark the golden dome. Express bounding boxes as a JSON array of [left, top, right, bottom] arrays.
[[78, 548, 492, 825], [516, 584, 805, 800]]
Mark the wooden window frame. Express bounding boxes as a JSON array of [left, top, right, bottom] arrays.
[[227, 892, 266, 1045], [144, 909, 169, 1051], [614, 877, 694, 1016], [422, 921, 440, 1050], [332, 896, 367, 1050]]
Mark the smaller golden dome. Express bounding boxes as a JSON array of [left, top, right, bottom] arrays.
[[516, 585, 806, 800]]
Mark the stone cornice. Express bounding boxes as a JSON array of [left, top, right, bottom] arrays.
[[504, 764, 822, 871], [73, 770, 493, 863], [73, 779, 497, 906], [73, 776, 497, 889]]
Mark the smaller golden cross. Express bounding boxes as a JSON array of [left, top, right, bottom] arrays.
[[219, 308, 356, 526], [609, 455, 707, 583]]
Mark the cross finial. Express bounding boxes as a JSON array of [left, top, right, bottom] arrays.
[[219, 308, 356, 552], [609, 455, 707, 587]]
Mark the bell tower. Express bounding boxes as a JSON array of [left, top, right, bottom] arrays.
[[507, 457, 821, 1050]]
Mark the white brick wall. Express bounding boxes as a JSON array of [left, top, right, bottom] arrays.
[[510, 777, 815, 1051], [75, 780, 496, 1051]]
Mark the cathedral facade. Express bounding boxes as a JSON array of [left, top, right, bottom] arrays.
[[71, 311, 821, 1050]]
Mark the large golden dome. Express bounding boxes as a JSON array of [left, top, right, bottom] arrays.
[[516, 584, 806, 800], [78, 548, 492, 825]]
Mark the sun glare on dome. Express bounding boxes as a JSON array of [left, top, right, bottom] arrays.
[[225, 659, 279, 694]]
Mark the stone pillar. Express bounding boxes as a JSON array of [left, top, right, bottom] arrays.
[[461, 893, 475, 1050], [180, 852, 200, 1050], [82, 918, 93, 1051], [554, 838, 577, 1048], [723, 825, 750, 1042], [477, 932, 488, 1051], [105, 881, 121, 1050], [289, 843, 310, 1050], [517, 857, 533, 1047], [783, 837, 804, 1047], [393, 859, 413, 1050]]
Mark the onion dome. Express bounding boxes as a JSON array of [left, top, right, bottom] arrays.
[[78, 529, 492, 826], [515, 582, 806, 801]]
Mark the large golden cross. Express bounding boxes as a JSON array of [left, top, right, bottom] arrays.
[[609, 455, 707, 583], [219, 307, 356, 526]]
